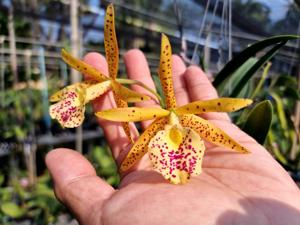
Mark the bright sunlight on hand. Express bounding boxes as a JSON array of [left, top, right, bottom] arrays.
[[46, 49, 300, 225]]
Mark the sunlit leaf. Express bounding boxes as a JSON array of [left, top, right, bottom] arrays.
[[1, 202, 26, 218], [217, 57, 258, 97], [213, 35, 300, 87], [230, 41, 287, 97]]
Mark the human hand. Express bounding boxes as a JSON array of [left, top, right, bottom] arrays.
[[46, 49, 300, 225]]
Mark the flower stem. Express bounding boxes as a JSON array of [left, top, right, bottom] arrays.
[[116, 78, 165, 107]]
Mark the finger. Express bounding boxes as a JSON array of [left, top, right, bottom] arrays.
[[184, 66, 230, 121], [123, 49, 159, 129], [83, 53, 138, 160], [171, 55, 189, 106], [46, 148, 114, 225]]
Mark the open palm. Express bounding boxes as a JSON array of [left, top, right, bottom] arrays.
[[46, 50, 300, 225]]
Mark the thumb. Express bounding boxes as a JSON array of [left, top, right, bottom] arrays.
[[46, 148, 115, 225]]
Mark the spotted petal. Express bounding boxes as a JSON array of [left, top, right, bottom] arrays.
[[61, 49, 107, 82], [148, 124, 205, 184], [50, 81, 97, 102], [104, 4, 118, 79], [180, 114, 250, 153], [84, 80, 112, 103], [113, 91, 133, 143], [95, 107, 170, 122], [111, 81, 150, 102], [175, 98, 253, 115], [49, 89, 85, 128], [159, 34, 177, 109], [120, 117, 168, 172]]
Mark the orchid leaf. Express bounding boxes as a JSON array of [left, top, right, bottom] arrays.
[[213, 35, 300, 88], [175, 98, 252, 115], [148, 125, 205, 184], [61, 49, 107, 82], [229, 41, 287, 97], [242, 100, 273, 144], [96, 107, 170, 122], [218, 57, 258, 97], [104, 4, 119, 79], [180, 114, 250, 153], [159, 34, 177, 109], [120, 117, 168, 172]]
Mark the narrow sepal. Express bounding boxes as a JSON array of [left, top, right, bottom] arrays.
[[104, 4, 119, 79], [175, 98, 253, 115], [95, 107, 170, 122], [180, 114, 250, 153]]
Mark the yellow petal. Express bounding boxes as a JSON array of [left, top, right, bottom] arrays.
[[120, 117, 168, 172], [148, 125, 205, 184], [111, 81, 150, 102], [175, 98, 253, 115], [95, 107, 170, 122], [104, 4, 119, 79], [61, 49, 107, 82], [180, 114, 250, 153], [49, 89, 85, 128], [113, 92, 133, 143], [159, 34, 177, 109], [84, 80, 112, 103], [50, 81, 97, 102]]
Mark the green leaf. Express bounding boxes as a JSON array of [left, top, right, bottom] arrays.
[[270, 75, 298, 88], [229, 41, 286, 97], [1, 202, 26, 218], [251, 62, 271, 99], [213, 35, 300, 87], [270, 92, 289, 137], [218, 57, 258, 96], [0, 174, 4, 186], [242, 100, 273, 144]]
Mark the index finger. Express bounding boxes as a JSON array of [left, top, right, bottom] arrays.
[[83, 52, 138, 160]]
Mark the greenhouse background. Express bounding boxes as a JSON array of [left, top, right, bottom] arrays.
[[0, 0, 300, 224]]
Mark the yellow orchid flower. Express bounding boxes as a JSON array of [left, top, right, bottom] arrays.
[[96, 34, 253, 184], [49, 4, 160, 142]]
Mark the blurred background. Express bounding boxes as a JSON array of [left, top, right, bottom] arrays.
[[0, 0, 299, 224]]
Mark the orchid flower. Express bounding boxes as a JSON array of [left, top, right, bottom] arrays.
[[96, 34, 253, 184], [49, 4, 160, 142]]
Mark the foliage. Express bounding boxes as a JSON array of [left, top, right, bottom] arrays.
[[88, 145, 120, 187], [212, 34, 300, 173], [0, 173, 66, 225]]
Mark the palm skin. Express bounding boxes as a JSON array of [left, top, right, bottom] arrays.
[[46, 50, 300, 225]]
